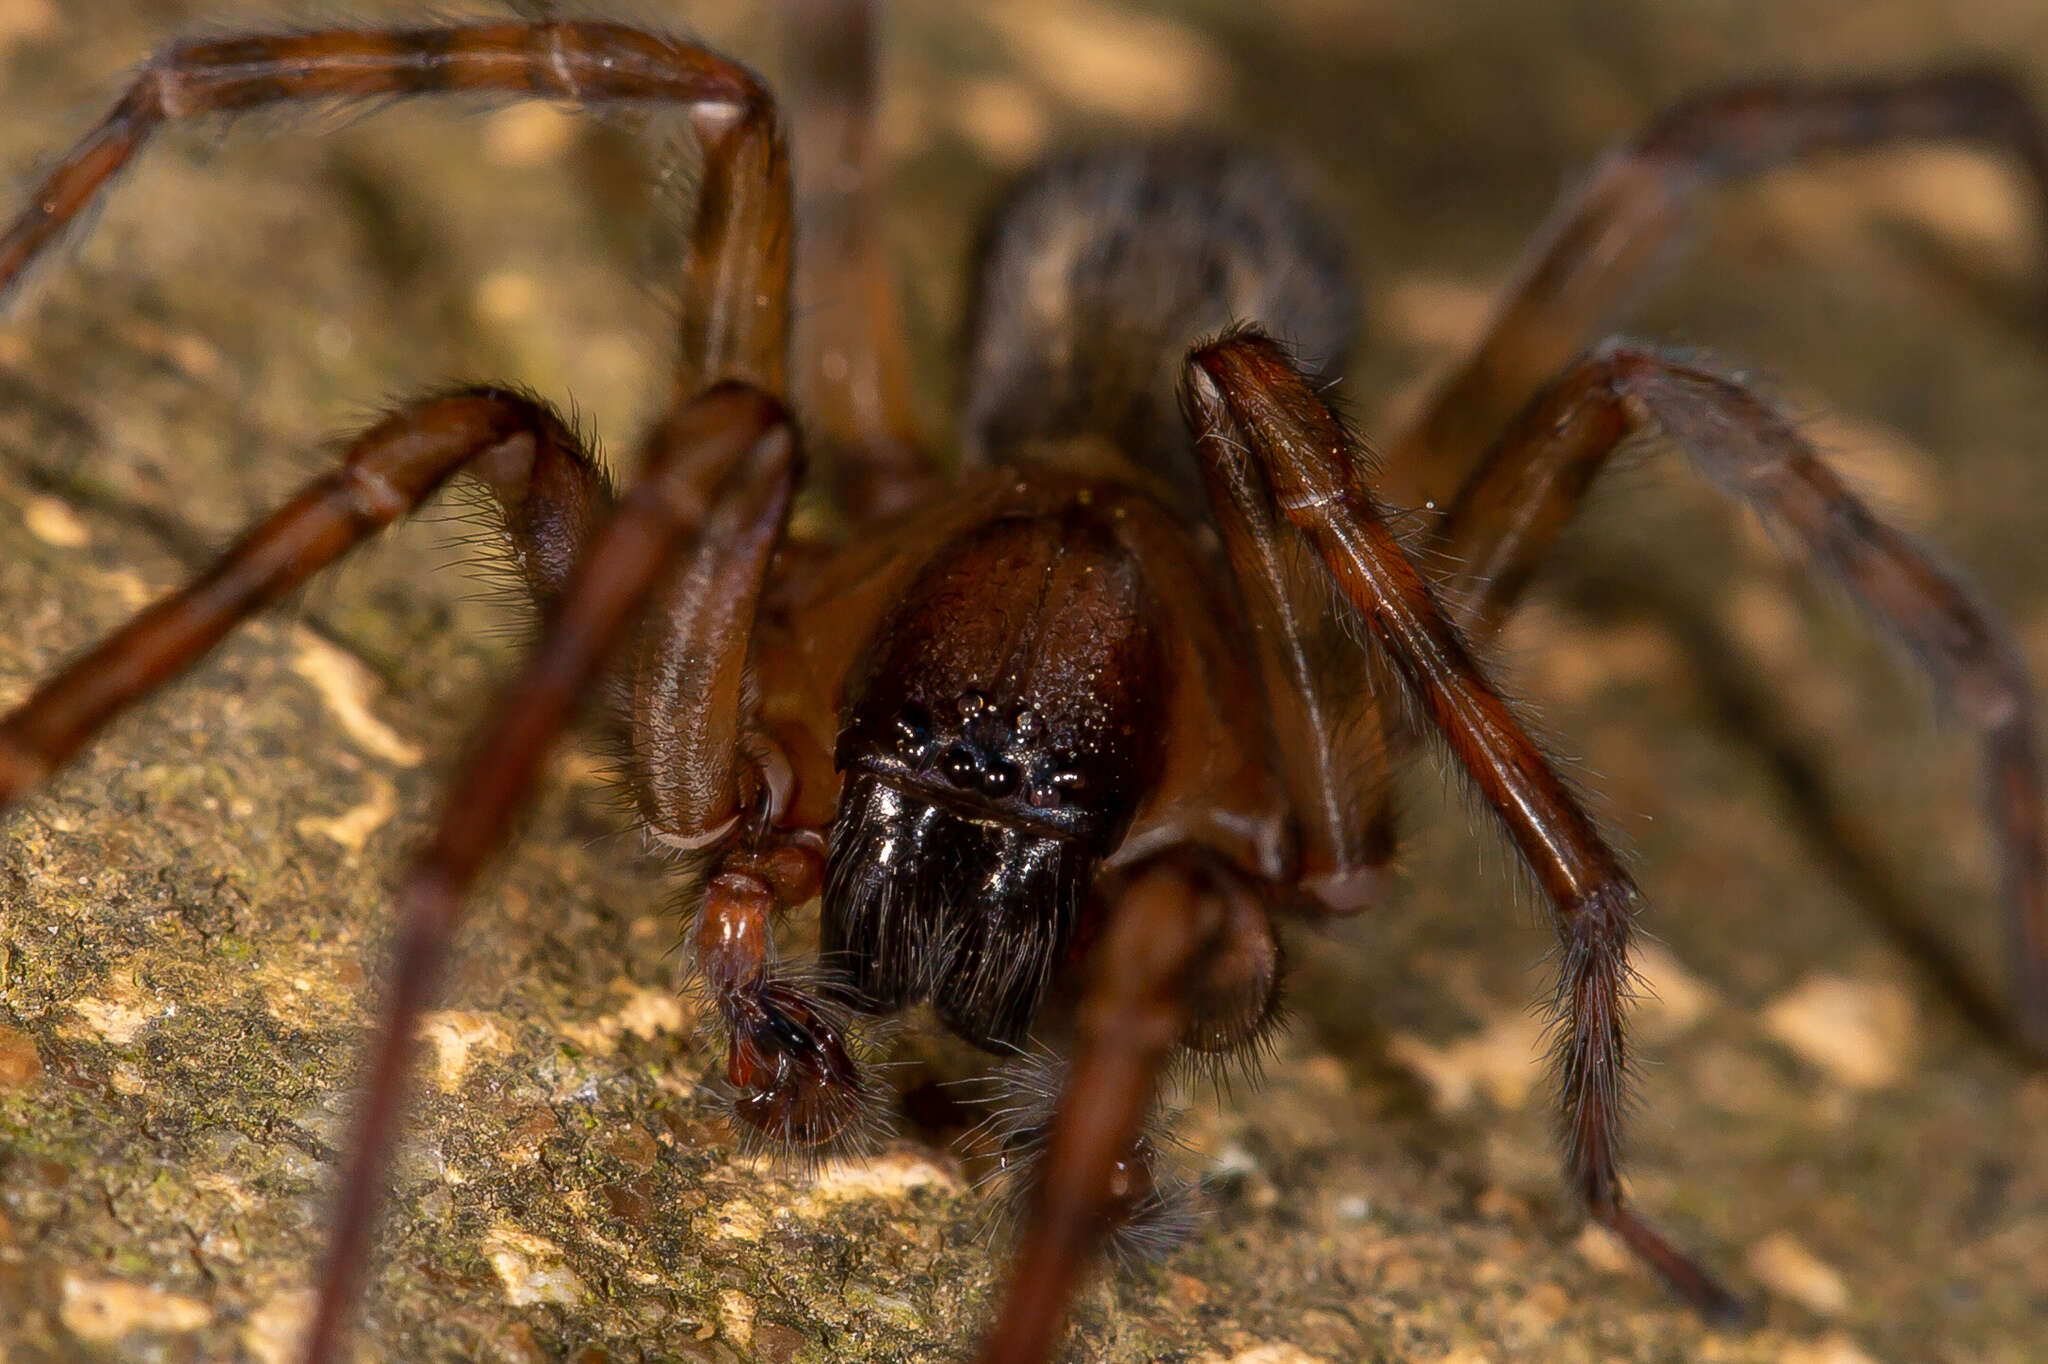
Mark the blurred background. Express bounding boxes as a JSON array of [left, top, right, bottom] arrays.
[[2, 1, 2047, 1360]]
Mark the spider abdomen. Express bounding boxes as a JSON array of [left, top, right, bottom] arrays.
[[823, 501, 1170, 1047], [961, 141, 1354, 509]]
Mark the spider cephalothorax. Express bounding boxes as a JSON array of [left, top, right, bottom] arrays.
[[827, 502, 1171, 1048], [2, 5, 2046, 1364]]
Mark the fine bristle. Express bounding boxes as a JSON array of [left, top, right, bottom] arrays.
[[963, 1049, 1204, 1270]]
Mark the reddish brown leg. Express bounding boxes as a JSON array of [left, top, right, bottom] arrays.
[[975, 856, 1228, 1364], [625, 410, 798, 848], [0, 390, 601, 804], [303, 382, 795, 1364], [0, 22, 790, 405], [1436, 345, 2048, 1051], [782, 0, 930, 517], [468, 407, 617, 612], [1384, 69, 2048, 515], [1200, 389, 1405, 913], [622, 383, 881, 1152], [0, 19, 812, 1361], [0, 373, 790, 1361], [1183, 329, 1742, 1319], [693, 837, 888, 1152]]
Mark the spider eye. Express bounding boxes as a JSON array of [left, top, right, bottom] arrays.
[[979, 758, 1021, 797], [893, 703, 932, 756], [939, 744, 980, 787]]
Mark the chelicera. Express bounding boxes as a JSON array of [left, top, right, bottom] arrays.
[[1, 4, 2045, 1362]]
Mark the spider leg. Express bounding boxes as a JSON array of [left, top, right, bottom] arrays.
[[783, 0, 930, 517], [1200, 382, 1405, 913], [0, 389, 602, 803], [0, 371, 790, 1361], [625, 410, 798, 846], [1182, 328, 1743, 1319], [1434, 344, 2048, 1052], [974, 854, 1230, 1364], [693, 841, 887, 1152], [302, 381, 795, 1364], [0, 21, 790, 405], [1384, 69, 2048, 514], [625, 380, 881, 1153]]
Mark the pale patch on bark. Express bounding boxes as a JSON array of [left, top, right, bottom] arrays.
[[481, 1225, 587, 1308], [295, 770, 398, 851], [287, 627, 425, 767], [59, 1274, 211, 1342], [1386, 1012, 1548, 1112], [1761, 972, 1917, 1090], [415, 1009, 515, 1093]]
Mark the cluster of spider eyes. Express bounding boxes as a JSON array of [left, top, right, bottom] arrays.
[[892, 692, 1087, 808]]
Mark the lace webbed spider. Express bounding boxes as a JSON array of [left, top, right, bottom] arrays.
[[4, 2, 2048, 1359]]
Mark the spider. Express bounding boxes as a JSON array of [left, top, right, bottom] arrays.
[[3, 1, 2047, 1361]]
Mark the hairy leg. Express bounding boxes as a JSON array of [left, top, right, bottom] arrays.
[[1183, 328, 1740, 1318], [0, 389, 597, 804], [622, 389, 884, 1157], [0, 0, 853, 1159], [1199, 388, 1405, 913], [0, 370, 792, 1362], [783, 0, 930, 517], [1435, 344, 2048, 1050], [304, 381, 795, 1364], [0, 21, 792, 417], [975, 854, 1229, 1364], [625, 405, 798, 849], [1384, 69, 2048, 514]]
